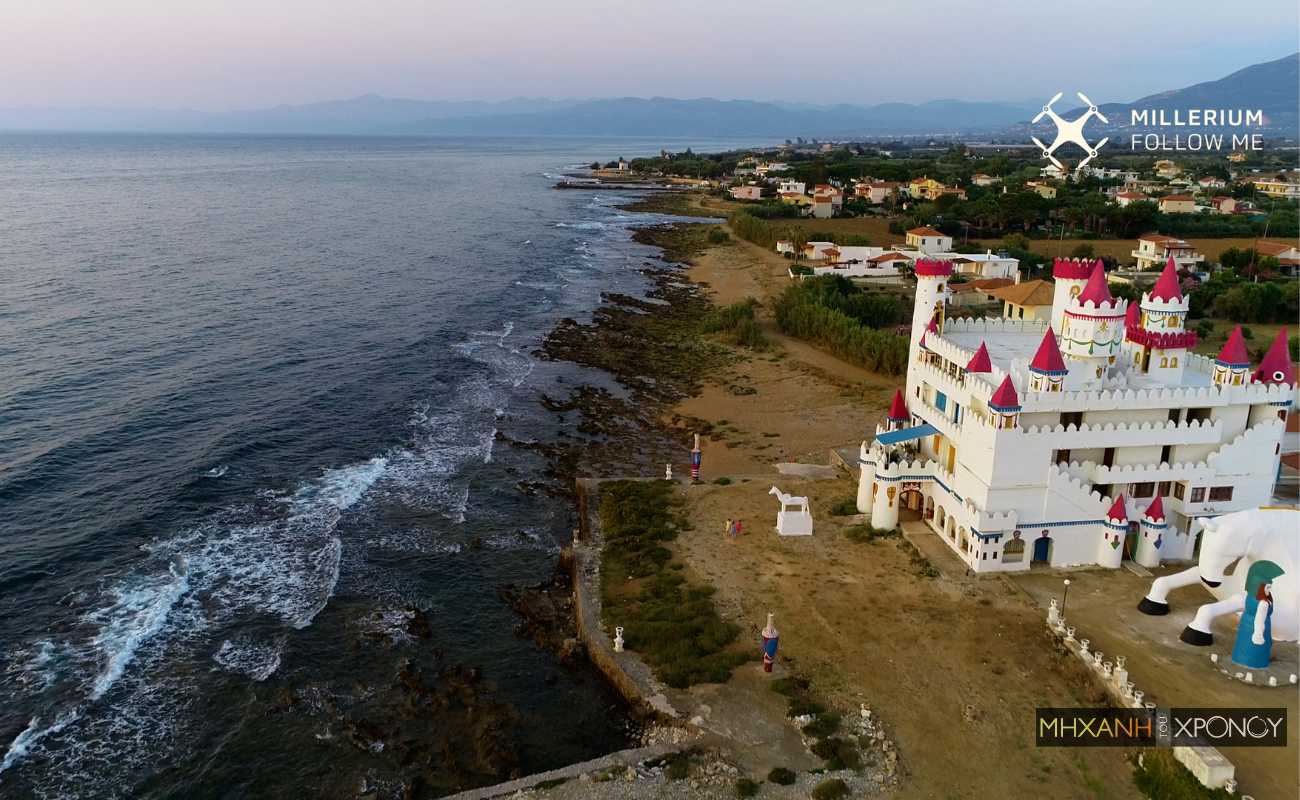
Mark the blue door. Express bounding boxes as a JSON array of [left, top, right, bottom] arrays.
[[1033, 537, 1051, 562]]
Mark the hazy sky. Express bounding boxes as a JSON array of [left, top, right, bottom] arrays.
[[1, 0, 1297, 110]]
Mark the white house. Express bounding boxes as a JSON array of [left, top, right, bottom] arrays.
[[946, 252, 1020, 280], [1133, 234, 1204, 271], [1114, 191, 1149, 207], [778, 179, 806, 196], [904, 227, 952, 254], [970, 174, 1000, 187], [1197, 176, 1227, 189], [854, 181, 903, 204], [756, 162, 790, 176], [856, 256, 1295, 573], [730, 185, 763, 201], [811, 195, 836, 218]]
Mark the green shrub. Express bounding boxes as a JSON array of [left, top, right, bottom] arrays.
[[801, 710, 843, 738], [831, 497, 859, 516], [811, 778, 850, 800], [810, 737, 859, 771], [701, 298, 767, 348], [599, 480, 751, 687], [713, 476, 732, 486], [772, 276, 909, 377], [735, 777, 759, 797], [767, 767, 797, 786], [1240, 325, 1254, 339], [844, 523, 900, 543], [533, 777, 567, 790], [1128, 749, 1233, 799], [665, 755, 690, 780], [707, 227, 731, 244]]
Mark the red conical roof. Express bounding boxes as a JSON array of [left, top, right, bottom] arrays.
[[1053, 257, 1093, 281], [966, 342, 992, 373], [919, 317, 938, 349], [989, 375, 1020, 409], [1029, 328, 1068, 374], [1106, 494, 1128, 523], [1076, 262, 1116, 308], [1252, 328, 1296, 387], [1216, 325, 1251, 367], [1148, 257, 1183, 302], [1125, 300, 1140, 327], [886, 390, 910, 420], [1143, 495, 1166, 523]]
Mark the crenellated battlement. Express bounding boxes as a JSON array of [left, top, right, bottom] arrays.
[[942, 316, 1050, 336], [1014, 377, 1294, 413]]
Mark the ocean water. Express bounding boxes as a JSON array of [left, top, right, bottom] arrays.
[[0, 133, 723, 798]]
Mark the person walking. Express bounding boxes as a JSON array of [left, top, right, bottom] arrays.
[[725, 518, 733, 537]]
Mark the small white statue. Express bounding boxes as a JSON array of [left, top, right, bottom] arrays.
[[614, 626, 625, 653], [665, 464, 673, 480], [769, 486, 812, 536]]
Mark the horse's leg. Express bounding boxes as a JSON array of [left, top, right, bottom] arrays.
[[1180, 593, 1246, 647], [1138, 566, 1201, 615]]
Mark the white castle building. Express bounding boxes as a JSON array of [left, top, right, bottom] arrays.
[[856, 256, 1296, 572]]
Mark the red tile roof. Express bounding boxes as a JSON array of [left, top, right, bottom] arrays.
[[907, 227, 944, 237], [966, 342, 992, 373], [1159, 194, 1194, 202], [1029, 329, 1068, 374], [1148, 257, 1183, 302], [989, 375, 1019, 409], [1253, 328, 1296, 387]]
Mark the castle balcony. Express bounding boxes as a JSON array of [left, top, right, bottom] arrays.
[[1018, 417, 1223, 449]]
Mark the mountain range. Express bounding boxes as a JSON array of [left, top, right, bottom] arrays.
[[2, 53, 1295, 138]]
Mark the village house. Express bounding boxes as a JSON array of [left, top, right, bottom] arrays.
[[1253, 241, 1300, 277], [854, 181, 902, 204], [857, 256, 1295, 573], [1197, 176, 1227, 189], [778, 179, 806, 196], [907, 177, 944, 198], [986, 279, 1056, 321], [1040, 164, 1067, 180], [1254, 177, 1300, 200], [1157, 194, 1196, 214], [756, 162, 790, 176], [730, 185, 763, 201], [779, 192, 813, 210], [1027, 181, 1057, 199], [904, 226, 952, 255], [1132, 234, 1204, 271], [947, 252, 1020, 280], [1114, 191, 1150, 207], [970, 173, 999, 187], [1124, 178, 1164, 194], [1155, 159, 1180, 178], [925, 186, 968, 201], [616, 158, 629, 172], [812, 195, 836, 218], [1209, 196, 1238, 215]]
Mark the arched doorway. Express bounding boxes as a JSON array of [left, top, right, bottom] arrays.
[[945, 516, 957, 542], [1033, 536, 1053, 563], [935, 506, 947, 534], [959, 527, 969, 553], [924, 496, 935, 522], [1003, 538, 1025, 563], [899, 488, 923, 521]]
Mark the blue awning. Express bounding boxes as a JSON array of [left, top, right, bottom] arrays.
[[874, 423, 939, 446]]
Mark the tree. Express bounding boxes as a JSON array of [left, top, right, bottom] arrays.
[[1070, 243, 1096, 259]]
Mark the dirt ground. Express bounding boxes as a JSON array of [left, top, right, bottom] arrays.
[[1012, 568, 1300, 800], [654, 233, 1144, 798]]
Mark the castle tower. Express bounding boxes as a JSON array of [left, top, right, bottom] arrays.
[[856, 442, 877, 514], [1098, 494, 1128, 569], [870, 462, 901, 530], [910, 259, 951, 361], [886, 390, 910, 430], [1028, 328, 1068, 392], [1212, 325, 1252, 387], [988, 375, 1020, 429], [1049, 257, 1094, 333], [1125, 258, 1196, 384], [917, 318, 939, 366], [966, 341, 992, 375], [1060, 262, 1126, 390], [1133, 495, 1167, 569]]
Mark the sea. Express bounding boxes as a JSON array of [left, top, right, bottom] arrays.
[[0, 133, 747, 798]]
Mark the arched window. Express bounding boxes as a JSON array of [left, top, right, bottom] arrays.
[[1003, 539, 1026, 563]]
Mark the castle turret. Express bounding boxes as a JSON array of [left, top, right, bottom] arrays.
[[870, 461, 901, 530], [1252, 328, 1296, 388], [1098, 494, 1128, 569], [966, 341, 992, 374], [1060, 262, 1126, 389], [1212, 325, 1252, 387], [1049, 257, 1094, 333], [856, 442, 877, 514], [910, 260, 951, 362], [1133, 495, 1166, 569], [886, 390, 910, 430], [1028, 328, 1068, 393], [988, 375, 1020, 429], [1124, 258, 1196, 385]]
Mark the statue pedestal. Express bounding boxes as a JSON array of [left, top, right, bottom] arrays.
[[776, 510, 813, 536]]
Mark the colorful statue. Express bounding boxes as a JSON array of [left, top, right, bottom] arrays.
[[1138, 507, 1297, 646], [691, 433, 702, 480], [761, 612, 779, 672], [1232, 560, 1284, 669]]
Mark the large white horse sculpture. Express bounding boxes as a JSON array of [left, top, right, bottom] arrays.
[[1137, 507, 1298, 646], [769, 486, 813, 536]]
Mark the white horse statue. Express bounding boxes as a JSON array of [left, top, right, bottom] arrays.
[[1137, 507, 1298, 645], [770, 486, 812, 536]]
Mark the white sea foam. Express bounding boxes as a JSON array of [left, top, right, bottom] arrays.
[[86, 559, 190, 701], [213, 638, 283, 681], [204, 465, 228, 478]]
